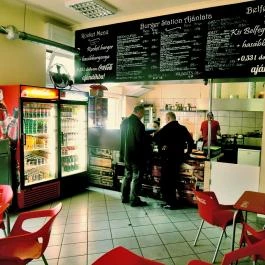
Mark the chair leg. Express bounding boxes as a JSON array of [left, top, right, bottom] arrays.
[[212, 229, 225, 264], [5, 212, 10, 235], [42, 254, 48, 265], [194, 220, 204, 246]]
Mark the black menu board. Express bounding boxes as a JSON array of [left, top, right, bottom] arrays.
[[75, 1, 265, 83], [205, 2, 265, 78]]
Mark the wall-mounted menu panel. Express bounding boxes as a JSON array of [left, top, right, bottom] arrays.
[[204, 3, 265, 78], [75, 1, 265, 83]]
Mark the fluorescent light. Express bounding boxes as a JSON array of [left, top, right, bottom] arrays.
[[65, 0, 117, 19]]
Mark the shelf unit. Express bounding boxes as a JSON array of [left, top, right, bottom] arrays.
[[88, 146, 120, 188]]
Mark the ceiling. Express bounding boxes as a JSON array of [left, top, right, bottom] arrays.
[[17, 0, 251, 29]]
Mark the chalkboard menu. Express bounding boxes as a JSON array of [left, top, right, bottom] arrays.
[[75, 1, 265, 83]]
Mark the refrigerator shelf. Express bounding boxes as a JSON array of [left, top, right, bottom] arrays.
[[25, 133, 49, 136], [25, 148, 49, 152], [24, 117, 49, 120], [62, 169, 85, 177], [61, 154, 78, 158], [25, 176, 55, 186], [25, 163, 48, 170]]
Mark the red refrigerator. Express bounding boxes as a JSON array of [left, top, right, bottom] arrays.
[[0, 85, 88, 209]]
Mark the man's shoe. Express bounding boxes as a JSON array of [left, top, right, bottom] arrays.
[[122, 199, 129, 203], [130, 200, 148, 207]]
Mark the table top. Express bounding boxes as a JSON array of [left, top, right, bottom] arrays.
[[234, 190, 265, 215]]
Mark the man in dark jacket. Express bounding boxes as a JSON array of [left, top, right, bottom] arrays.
[[120, 105, 147, 207], [155, 111, 193, 209]]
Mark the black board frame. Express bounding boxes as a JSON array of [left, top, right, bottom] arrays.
[[75, 1, 265, 84]]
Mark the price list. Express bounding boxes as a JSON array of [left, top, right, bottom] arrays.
[[116, 34, 149, 81], [75, 1, 265, 83], [160, 21, 206, 79], [205, 17, 246, 75], [205, 3, 265, 77]]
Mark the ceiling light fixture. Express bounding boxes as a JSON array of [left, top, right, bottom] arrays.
[[65, 0, 117, 19]]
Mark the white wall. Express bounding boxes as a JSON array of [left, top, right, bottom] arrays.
[[140, 82, 264, 138], [0, 0, 71, 86]]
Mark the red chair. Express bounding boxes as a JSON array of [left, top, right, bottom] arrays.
[[92, 246, 165, 265], [0, 202, 10, 235], [193, 190, 242, 263], [188, 237, 265, 265], [0, 184, 13, 235], [0, 202, 62, 265], [239, 222, 265, 264]]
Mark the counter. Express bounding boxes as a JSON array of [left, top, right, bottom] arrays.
[[141, 151, 222, 205], [237, 148, 261, 166], [237, 145, 261, 150]]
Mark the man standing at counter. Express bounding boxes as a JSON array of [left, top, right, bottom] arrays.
[[155, 112, 193, 209], [120, 105, 148, 207], [200, 111, 221, 146]]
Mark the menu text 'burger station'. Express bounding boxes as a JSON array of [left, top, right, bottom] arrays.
[[75, 2, 265, 83]]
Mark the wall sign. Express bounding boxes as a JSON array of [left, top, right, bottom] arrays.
[[75, 1, 265, 83]]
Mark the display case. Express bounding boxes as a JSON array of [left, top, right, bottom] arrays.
[[0, 85, 89, 209], [59, 90, 89, 197], [23, 102, 58, 186], [60, 104, 87, 177], [87, 128, 121, 189], [88, 147, 119, 188]]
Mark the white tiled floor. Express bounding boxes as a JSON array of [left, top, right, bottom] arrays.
[[6, 186, 265, 265]]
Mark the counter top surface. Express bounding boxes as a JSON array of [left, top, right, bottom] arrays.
[[236, 145, 261, 150]]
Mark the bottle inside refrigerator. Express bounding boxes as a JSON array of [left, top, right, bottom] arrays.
[[60, 104, 87, 177], [23, 102, 58, 186]]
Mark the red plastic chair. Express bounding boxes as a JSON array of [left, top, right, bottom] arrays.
[[193, 190, 242, 263], [188, 237, 265, 265], [239, 222, 265, 264], [92, 246, 165, 265], [0, 184, 13, 235], [0, 202, 10, 235], [0, 202, 62, 265]]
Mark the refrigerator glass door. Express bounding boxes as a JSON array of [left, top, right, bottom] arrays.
[[61, 104, 87, 177], [23, 102, 58, 186]]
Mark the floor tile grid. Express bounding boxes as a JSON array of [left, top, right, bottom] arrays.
[[85, 188, 228, 264], [86, 188, 265, 265], [4, 187, 265, 265]]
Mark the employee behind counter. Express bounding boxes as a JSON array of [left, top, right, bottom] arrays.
[[200, 111, 221, 147]]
